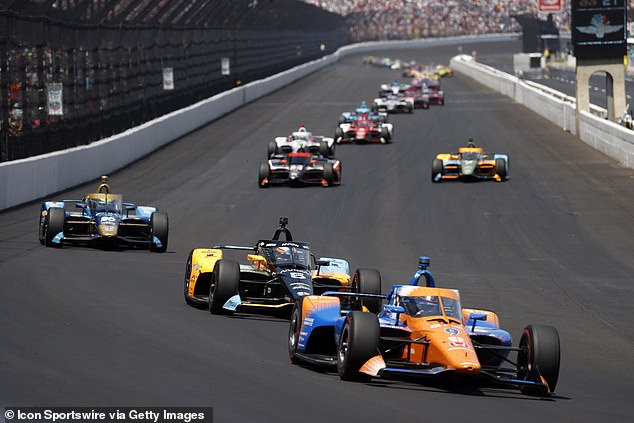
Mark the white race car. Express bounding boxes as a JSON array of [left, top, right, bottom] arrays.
[[268, 125, 336, 157]]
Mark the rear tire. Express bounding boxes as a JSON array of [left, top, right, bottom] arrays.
[[45, 207, 65, 248], [352, 268, 382, 314], [209, 260, 240, 315], [150, 212, 169, 252], [337, 311, 380, 381], [335, 127, 343, 142], [432, 159, 444, 183], [495, 158, 508, 181], [319, 140, 332, 157], [517, 324, 560, 396], [380, 127, 390, 141], [259, 163, 270, 188], [267, 141, 278, 157]]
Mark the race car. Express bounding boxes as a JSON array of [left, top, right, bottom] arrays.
[[378, 81, 410, 97], [288, 256, 561, 396], [337, 101, 388, 124], [259, 152, 342, 187], [38, 175, 168, 252], [404, 86, 430, 109], [434, 64, 454, 78], [268, 125, 335, 158], [183, 217, 355, 314], [372, 91, 414, 114], [335, 116, 392, 144], [432, 140, 509, 182], [424, 78, 445, 105]]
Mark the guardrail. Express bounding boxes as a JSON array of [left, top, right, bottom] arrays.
[[0, 33, 520, 211], [450, 54, 634, 169]]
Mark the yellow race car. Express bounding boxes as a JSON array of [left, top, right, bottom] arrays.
[[432, 140, 509, 182], [183, 217, 363, 315]]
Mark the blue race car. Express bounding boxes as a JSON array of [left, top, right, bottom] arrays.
[[38, 176, 168, 252]]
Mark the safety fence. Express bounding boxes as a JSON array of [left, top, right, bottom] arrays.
[[0, 0, 347, 162]]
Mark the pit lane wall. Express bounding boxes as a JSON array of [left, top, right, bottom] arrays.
[[0, 34, 518, 211], [450, 54, 634, 170]]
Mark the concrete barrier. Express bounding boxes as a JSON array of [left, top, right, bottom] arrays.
[[451, 54, 634, 170], [0, 34, 519, 211]]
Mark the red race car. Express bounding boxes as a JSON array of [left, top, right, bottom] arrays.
[[335, 117, 392, 144]]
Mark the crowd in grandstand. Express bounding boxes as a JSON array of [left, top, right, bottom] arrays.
[[302, 1, 575, 41]]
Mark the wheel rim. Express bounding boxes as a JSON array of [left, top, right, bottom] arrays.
[[209, 278, 217, 306], [338, 326, 350, 366], [289, 308, 299, 352], [184, 256, 192, 295]]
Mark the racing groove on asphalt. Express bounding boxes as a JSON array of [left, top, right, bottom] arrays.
[[1, 41, 633, 422]]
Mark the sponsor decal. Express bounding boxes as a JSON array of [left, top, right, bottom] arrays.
[[223, 295, 242, 311], [448, 335, 467, 348], [445, 328, 459, 335], [303, 317, 314, 327]]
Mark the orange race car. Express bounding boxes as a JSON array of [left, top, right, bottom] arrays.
[[432, 140, 509, 182], [289, 256, 560, 396]]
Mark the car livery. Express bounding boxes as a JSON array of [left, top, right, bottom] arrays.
[[268, 125, 335, 158], [259, 152, 342, 187], [38, 175, 168, 252], [432, 141, 509, 182], [288, 256, 560, 396]]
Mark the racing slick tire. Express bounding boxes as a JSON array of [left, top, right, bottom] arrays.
[[44, 207, 65, 247], [380, 127, 391, 142], [517, 324, 560, 396], [259, 163, 270, 188], [407, 105, 414, 114], [352, 268, 382, 314], [495, 158, 508, 181], [323, 162, 335, 187], [150, 212, 169, 252], [183, 250, 198, 306], [334, 127, 344, 143], [438, 98, 445, 106], [288, 299, 304, 364], [320, 140, 334, 157], [337, 311, 380, 382], [267, 141, 278, 157], [209, 259, 240, 315], [431, 159, 444, 183], [422, 101, 430, 110]]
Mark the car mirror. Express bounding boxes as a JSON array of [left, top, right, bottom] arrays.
[[469, 313, 487, 321], [315, 259, 330, 267], [386, 305, 406, 314]]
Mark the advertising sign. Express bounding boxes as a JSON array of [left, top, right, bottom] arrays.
[[47, 83, 63, 116], [572, 0, 627, 59], [162, 67, 174, 90], [539, 0, 562, 12], [221, 57, 230, 76]]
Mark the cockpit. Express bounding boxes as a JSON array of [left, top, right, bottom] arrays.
[[399, 295, 462, 320], [261, 245, 311, 268]]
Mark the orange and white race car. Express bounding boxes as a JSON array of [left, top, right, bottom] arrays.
[[432, 140, 509, 182]]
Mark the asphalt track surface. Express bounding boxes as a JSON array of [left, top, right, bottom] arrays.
[[1, 40, 634, 422]]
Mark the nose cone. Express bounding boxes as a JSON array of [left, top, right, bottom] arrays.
[[461, 159, 477, 175], [98, 223, 118, 237]]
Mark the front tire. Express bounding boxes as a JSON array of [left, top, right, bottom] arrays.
[[150, 212, 169, 252], [337, 311, 380, 381], [352, 268, 382, 314], [288, 299, 304, 364], [259, 163, 270, 188], [323, 162, 335, 187], [209, 260, 240, 315], [45, 207, 65, 247], [432, 159, 444, 183], [517, 324, 560, 396], [184, 250, 197, 306], [495, 158, 508, 181]]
